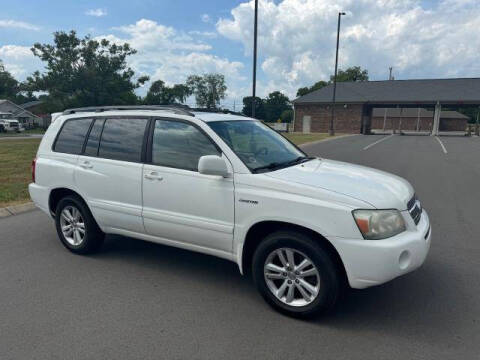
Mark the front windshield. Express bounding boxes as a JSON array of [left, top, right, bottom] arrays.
[[208, 120, 311, 173]]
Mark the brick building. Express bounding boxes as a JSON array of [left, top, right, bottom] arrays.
[[293, 78, 479, 134]]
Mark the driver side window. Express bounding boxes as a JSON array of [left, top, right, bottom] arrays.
[[151, 120, 220, 171]]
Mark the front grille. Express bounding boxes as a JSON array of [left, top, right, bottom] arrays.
[[408, 194, 422, 225]]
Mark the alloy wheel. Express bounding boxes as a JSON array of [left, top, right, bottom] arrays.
[[264, 247, 320, 307], [60, 206, 85, 246]]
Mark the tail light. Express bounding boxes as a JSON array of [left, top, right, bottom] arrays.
[[32, 157, 36, 183]]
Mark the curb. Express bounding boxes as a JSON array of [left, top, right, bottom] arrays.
[[299, 134, 359, 148], [0, 202, 36, 218]]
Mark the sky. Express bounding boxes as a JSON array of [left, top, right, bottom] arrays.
[[1, 0, 479, 109]]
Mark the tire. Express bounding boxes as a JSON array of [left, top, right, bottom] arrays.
[[252, 230, 342, 317], [55, 195, 104, 254]]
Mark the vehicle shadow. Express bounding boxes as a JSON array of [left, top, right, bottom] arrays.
[[94, 234, 471, 345], [96, 234, 249, 287]]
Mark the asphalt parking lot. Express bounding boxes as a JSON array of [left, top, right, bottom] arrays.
[[1, 134, 479, 359]]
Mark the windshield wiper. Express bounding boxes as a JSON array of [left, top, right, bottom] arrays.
[[252, 162, 283, 173], [252, 156, 315, 173], [283, 156, 315, 167]]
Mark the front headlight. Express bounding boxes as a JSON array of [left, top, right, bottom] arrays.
[[352, 209, 406, 240]]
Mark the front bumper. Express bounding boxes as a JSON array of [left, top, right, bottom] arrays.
[[329, 210, 431, 289]]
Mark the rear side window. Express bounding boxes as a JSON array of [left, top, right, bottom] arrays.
[[98, 118, 148, 162], [151, 120, 220, 171], [84, 119, 105, 156], [54, 119, 93, 154]]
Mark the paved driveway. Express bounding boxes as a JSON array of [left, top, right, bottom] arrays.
[[1, 134, 478, 359]]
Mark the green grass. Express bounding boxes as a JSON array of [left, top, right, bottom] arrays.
[[0, 128, 46, 137], [0, 139, 41, 207], [283, 132, 337, 145]]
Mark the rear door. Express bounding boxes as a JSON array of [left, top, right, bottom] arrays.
[[142, 118, 235, 253], [75, 117, 149, 234]]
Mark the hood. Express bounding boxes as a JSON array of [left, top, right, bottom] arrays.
[[265, 158, 414, 210]]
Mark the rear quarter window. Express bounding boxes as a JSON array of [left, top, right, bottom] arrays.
[[53, 119, 93, 154]]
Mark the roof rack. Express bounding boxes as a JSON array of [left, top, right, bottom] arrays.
[[62, 105, 195, 116], [191, 108, 247, 117]]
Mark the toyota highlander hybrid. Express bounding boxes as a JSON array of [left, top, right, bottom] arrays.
[[29, 105, 431, 316]]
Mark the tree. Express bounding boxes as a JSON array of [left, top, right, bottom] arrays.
[[331, 66, 369, 82], [0, 60, 19, 101], [264, 91, 291, 122], [280, 109, 293, 123], [26, 31, 148, 112], [0, 60, 37, 103], [296, 80, 328, 97], [144, 80, 191, 105], [296, 66, 368, 98], [242, 96, 265, 119], [186, 73, 226, 109]]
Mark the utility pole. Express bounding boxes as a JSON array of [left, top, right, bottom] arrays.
[[416, 107, 421, 132], [383, 109, 387, 132], [476, 107, 480, 136], [382, 68, 393, 133], [251, 0, 258, 118], [330, 11, 346, 136]]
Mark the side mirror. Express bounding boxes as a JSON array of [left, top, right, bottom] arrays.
[[198, 155, 230, 177]]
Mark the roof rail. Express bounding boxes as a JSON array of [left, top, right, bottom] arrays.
[[191, 108, 247, 117], [62, 105, 195, 116]]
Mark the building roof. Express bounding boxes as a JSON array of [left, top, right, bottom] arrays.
[[0, 99, 41, 119], [372, 108, 469, 119], [293, 78, 480, 105]]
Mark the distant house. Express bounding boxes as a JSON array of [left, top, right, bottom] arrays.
[[0, 99, 41, 128], [19, 100, 51, 128]]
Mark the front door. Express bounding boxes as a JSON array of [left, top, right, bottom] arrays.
[[302, 116, 311, 133], [142, 119, 235, 253]]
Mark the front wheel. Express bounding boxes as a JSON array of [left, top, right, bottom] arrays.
[[55, 196, 104, 254], [252, 230, 342, 317]]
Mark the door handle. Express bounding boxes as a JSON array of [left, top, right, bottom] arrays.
[[79, 161, 93, 169], [144, 172, 163, 181]]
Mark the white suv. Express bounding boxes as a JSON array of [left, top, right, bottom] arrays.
[[29, 105, 431, 317]]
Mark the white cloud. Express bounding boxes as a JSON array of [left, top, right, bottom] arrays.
[[98, 19, 245, 100], [217, 0, 480, 98], [0, 19, 40, 31], [85, 8, 108, 17], [188, 30, 218, 39], [201, 14, 211, 23], [0, 45, 42, 78]]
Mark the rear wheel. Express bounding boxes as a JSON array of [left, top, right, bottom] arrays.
[[252, 230, 342, 317], [55, 196, 104, 254]]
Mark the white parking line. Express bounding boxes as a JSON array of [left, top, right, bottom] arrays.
[[363, 134, 395, 150], [435, 136, 448, 154]]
